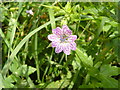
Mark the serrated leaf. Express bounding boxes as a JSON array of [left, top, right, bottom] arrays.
[[5, 74, 21, 83], [88, 67, 99, 77], [99, 74, 118, 88], [10, 59, 19, 73], [75, 48, 93, 67], [14, 65, 36, 76], [72, 60, 81, 71], [2, 76, 14, 88], [100, 64, 119, 77]]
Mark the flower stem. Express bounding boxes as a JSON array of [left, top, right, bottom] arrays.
[[59, 53, 64, 64], [65, 54, 67, 61]]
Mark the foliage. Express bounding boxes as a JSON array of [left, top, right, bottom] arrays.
[[0, 1, 120, 89]]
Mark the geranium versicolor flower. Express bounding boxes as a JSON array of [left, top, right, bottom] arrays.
[[48, 25, 77, 55], [26, 9, 33, 15]]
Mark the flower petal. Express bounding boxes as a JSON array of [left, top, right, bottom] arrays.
[[48, 34, 59, 41], [70, 42, 76, 50], [52, 27, 63, 36], [68, 35, 77, 42], [52, 41, 59, 47], [55, 43, 63, 53], [63, 43, 71, 55], [62, 25, 72, 35]]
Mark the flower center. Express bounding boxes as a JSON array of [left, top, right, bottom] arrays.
[[60, 35, 69, 43]]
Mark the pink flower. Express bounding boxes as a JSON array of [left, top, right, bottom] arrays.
[[48, 25, 77, 55], [26, 9, 33, 15]]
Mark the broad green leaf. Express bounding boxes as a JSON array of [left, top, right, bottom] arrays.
[[99, 74, 118, 88], [9, 59, 19, 73], [14, 65, 36, 76], [100, 64, 119, 77], [75, 48, 93, 67], [2, 77, 14, 88], [5, 74, 21, 83], [88, 67, 99, 77], [103, 25, 111, 32]]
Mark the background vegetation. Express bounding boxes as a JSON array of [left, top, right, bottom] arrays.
[[0, 1, 120, 88]]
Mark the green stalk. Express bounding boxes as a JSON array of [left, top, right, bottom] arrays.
[[34, 33, 40, 82], [59, 53, 65, 64], [65, 54, 67, 61]]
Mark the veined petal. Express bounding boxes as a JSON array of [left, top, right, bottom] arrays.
[[52, 27, 63, 36], [48, 34, 59, 41], [70, 42, 76, 50], [63, 43, 71, 55], [68, 35, 77, 42], [55, 43, 63, 53], [52, 41, 59, 47], [62, 25, 72, 35]]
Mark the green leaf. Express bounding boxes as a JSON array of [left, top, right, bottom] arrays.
[[94, 61, 102, 68], [99, 74, 118, 88], [2, 76, 14, 88], [83, 6, 98, 15], [108, 21, 118, 27], [80, 15, 94, 21], [14, 65, 36, 76], [54, 9, 65, 16], [10, 59, 19, 73], [103, 25, 111, 32], [0, 73, 4, 89], [72, 59, 81, 71], [100, 64, 119, 77], [5, 74, 21, 83], [88, 67, 99, 77], [64, 2, 71, 13], [70, 13, 79, 22], [46, 79, 70, 88], [79, 84, 94, 88], [75, 48, 93, 67]]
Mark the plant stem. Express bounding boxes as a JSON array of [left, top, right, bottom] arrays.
[[34, 33, 40, 82], [59, 53, 64, 64], [65, 54, 67, 61]]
